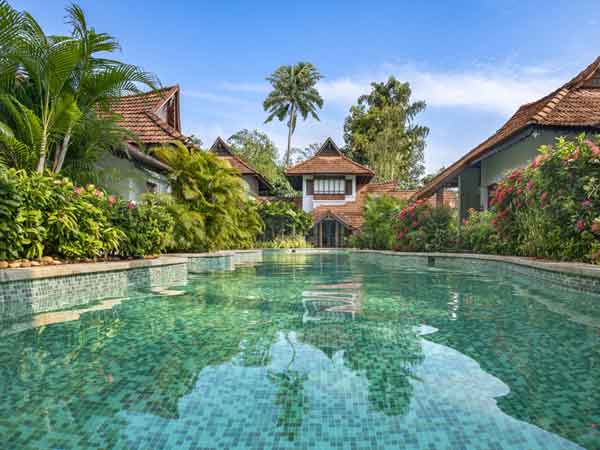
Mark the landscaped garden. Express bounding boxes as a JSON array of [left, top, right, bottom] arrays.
[[1, 1, 600, 450]]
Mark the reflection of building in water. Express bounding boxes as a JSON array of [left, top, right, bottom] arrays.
[[302, 281, 363, 322]]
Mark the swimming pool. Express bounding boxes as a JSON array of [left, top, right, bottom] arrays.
[[0, 251, 599, 449]]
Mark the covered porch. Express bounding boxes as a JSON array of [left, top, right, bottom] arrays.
[[310, 213, 353, 248]]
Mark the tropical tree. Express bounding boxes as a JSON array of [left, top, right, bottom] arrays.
[[343, 76, 428, 185], [227, 129, 280, 181], [0, 2, 155, 173], [153, 141, 263, 250], [263, 62, 323, 167]]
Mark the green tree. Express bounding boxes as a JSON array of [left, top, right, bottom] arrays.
[[343, 76, 428, 185], [153, 141, 263, 251], [263, 62, 324, 167], [290, 142, 320, 165], [0, 2, 155, 173], [227, 129, 280, 181]]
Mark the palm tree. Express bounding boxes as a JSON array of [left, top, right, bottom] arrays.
[[0, 2, 156, 173], [51, 4, 156, 173], [263, 62, 324, 167], [152, 141, 263, 251]]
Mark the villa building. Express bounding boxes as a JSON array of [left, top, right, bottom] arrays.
[[413, 56, 600, 220], [209, 137, 273, 197], [102, 85, 191, 201], [285, 138, 456, 247]]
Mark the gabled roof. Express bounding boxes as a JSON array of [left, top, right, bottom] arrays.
[[108, 85, 190, 146], [209, 137, 273, 190], [415, 56, 600, 200], [285, 138, 375, 177]]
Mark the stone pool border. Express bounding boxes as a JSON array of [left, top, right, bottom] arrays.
[[1, 249, 600, 322]]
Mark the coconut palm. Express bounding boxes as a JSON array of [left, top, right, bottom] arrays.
[[263, 62, 324, 167]]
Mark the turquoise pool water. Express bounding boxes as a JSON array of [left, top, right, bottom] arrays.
[[1, 251, 599, 449]]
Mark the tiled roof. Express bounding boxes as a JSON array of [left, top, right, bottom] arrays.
[[108, 85, 189, 145], [311, 182, 455, 230], [415, 56, 600, 200], [209, 137, 273, 190], [285, 138, 375, 177]]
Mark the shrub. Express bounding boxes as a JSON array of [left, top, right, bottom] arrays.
[[396, 200, 457, 252], [491, 134, 600, 263], [111, 194, 174, 257], [257, 200, 313, 241], [357, 195, 406, 250], [460, 209, 504, 254], [0, 168, 174, 261], [257, 237, 312, 249]]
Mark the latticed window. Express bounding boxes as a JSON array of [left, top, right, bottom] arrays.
[[314, 177, 345, 194]]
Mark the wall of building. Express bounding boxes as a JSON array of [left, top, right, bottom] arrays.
[[479, 128, 578, 209], [96, 153, 170, 201], [458, 168, 481, 220], [301, 175, 356, 212], [242, 175, 260, 197]]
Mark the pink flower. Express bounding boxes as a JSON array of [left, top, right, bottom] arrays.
[[412, 220, 418, 227], [107, 195, 116, 205], [94, 190, 103, 198], [576, 219, 585, 232], [526, 180, 535, 191], [74, 186, 83, 194], [582, 199, 592, 207], [127, 201, 135, 209], [398, 231, 405, 239], [540, 192, 548, 208], [585, 140, 600, 156]]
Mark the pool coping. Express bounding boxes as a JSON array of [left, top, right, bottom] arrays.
[[0, 256, 188, 283], [1, 249, 599, 283]]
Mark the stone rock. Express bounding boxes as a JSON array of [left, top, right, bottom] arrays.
[[0, 261, 8, 269], [51, 260, 63, 265], [31, 261, 40, 266], [20, 260, 32, 268], [41, 256, 54, 264], [8, 262, 21, 269]]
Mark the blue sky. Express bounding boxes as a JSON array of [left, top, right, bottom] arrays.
[[16, 0, 600, 173]]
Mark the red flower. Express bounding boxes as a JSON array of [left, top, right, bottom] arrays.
[[412, 220, 418, 227], [540, 192, 548, 208], [582, 199, 592, 207], [108, 195, 116, 205], [576, 219, 585, 232], [526, 180, 535, 191], [74, 187, 82, 194], [127, 201, 135, 209]]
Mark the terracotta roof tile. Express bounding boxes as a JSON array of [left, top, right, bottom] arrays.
[[285, 138, 375, 177], [415, 56, 600, 199], [108, 85, 190, 145], [209, 137, 273, 190]]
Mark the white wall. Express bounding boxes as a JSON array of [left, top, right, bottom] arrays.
[[96, 153, 170, 202], [301, 175, 356, 212]]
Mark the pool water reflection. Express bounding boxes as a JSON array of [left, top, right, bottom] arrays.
[[0, 252, 599, 449]]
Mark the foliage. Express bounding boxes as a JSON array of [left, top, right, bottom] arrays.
[[396, 200, 457, 252], [0, 168, 177, 260], [459, 209, 504, 254], [490, 134, 600, 263], [352, 195, 406, 250], [257, 236, 312, 249], [257, 200, 313, 241], [153, 141, 263, 251], [263, 62, 324, 167], [227, 129, 280, 182], [0, 2, 156, 174], [109, 194, 173, 257], [343, 76, 428, 186]]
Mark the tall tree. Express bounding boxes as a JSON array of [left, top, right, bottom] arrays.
[[343, 76, 428, 185], [227, 129, 280, 181], [263, 62, 323, 167], [0, 2, 155, 173]]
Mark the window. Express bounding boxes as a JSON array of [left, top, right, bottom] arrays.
[[314, 177, 345, 194], [146, 180, 158, 193]]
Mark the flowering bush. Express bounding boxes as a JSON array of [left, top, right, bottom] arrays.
[[0, 168, 173, 261], [491, 134, 600, 263], [396, 200, 457, 252], [460, 209, 505, 254], [352, 195, 406, 250]]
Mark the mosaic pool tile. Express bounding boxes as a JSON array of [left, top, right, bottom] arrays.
[[0, 252, 599, 449]]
